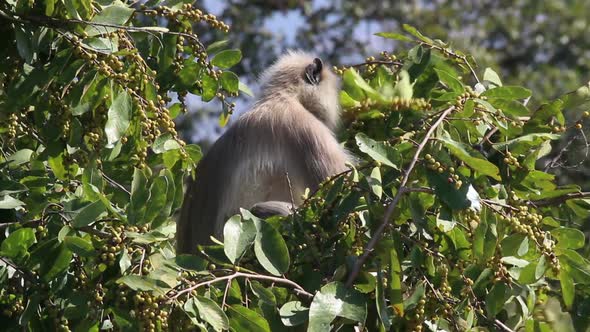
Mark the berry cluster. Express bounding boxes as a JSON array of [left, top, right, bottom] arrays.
[[499, 195, 560, 274]]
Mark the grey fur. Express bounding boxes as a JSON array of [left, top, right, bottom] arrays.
[[176, 51, 350, 254], [251, 201, 293, 219]]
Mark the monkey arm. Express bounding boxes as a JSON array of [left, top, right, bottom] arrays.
[[250, 201, 293, 218]]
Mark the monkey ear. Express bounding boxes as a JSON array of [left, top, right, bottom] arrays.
[[304, 58, 323, 85]]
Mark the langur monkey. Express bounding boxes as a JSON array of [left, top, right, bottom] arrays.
[[177, 51, 350, 254]]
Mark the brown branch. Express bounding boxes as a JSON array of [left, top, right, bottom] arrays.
[[345, 106, 455, 287], [405, 186, 434, 194], [529, 192, 590, 207], [7, 11, 205, 50], [168, 271, 313, 301], [345, 60, 404, 69]]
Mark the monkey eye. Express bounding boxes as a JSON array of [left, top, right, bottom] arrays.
[[304, 58, 323, 85]]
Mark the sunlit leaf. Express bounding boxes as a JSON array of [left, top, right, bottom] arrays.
[[211, 49, 242, 68]]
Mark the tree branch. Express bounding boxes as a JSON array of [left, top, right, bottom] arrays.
[[529, 192, 590, 207], [345, 106, 455, 287], [3, 10, 205, 50], [168, 271, 313, 301]]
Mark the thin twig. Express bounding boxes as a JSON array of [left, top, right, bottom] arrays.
[[222, 277, 232, 308], [285, 171, 295, 213], [168, 271, 313, 301], [76, 226, 111, 238], [345, 106, 455, 287], [5, 11, 205, 50], [529, 192, 590, 207], [493, 319, 516, 332], [405, 186, 434, 194], [345, 60, 404, 69], [481, 199, 519, 211], [419, 42, 481, 84], [138, 248, 146, 275], [0, 257, 38, 283], [102, 174, 131, 195]]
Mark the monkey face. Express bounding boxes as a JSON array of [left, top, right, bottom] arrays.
[[258, 51, 341, 130]]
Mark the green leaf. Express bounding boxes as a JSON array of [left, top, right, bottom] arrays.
[[32, 240, 73, 281], [388, 245, 403, 316], [343, 69, 384, 101], [201, 73, 218, 102], [439, 133, 500, 180], [64, 236, 95, 257], [86, 4, 134, 36], [249, 280, 277, 305], [228, 305, 271, 332], [152, 133, 181, 154], [117, 275, 168, 294], [483, 68, 502, 86], [0, 228, 36, 258], [223, 215, 256, 264], [355, 133, 398, 169], [558, 248, 590, 283], [308, 282, 367, 332], [143, 176, 169, 225], [246, 211, 290, 276], [434, 68, 463, 92], [559, 269, 574, 310], [45, 0, 56, 15], [279, 301, 309, 327], [177, 60, 201, 89], [551, 228, 585, 250], [402, 24, 433, 43], [488, 99, 529, 117], [82, 37, 119, 53], [375, 269, 391, 330], [211, 49, 242, 69], [72, 200, 107, 227], [486, 283, 508, 317], [195, 296, 230, 331], [239, 81, 254, 97], [105, 90, 132, 147], [562, 82, 590, 109], [7, 149, 33, 167], [206, 39, 229, 54], [374, 32, 413, 42], [15, 26, 33, 64], [482, 86, 532, 99], [492, 133, 559, 154], [19, 293, 40, 326], [69, 71, 105, 116], [0, 195, 25, 209], [174, 255, 208, 271], [119, 250, 131, 273], [501, 256, 530, 268], [340, 91, 360, 108], [392, 70, 413, 99], [220, 71, 239, 93], [403, 282, 425, 311], [128, 168, 149, 224], [368, 167, 382, 199]]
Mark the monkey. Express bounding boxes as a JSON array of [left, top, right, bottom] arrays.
[[176, 51, 351, 254]]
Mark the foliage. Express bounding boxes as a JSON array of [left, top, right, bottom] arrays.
[[1, 0, 590, 330]]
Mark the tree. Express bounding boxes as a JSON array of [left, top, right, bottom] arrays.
[[1, 0, 590, 330]]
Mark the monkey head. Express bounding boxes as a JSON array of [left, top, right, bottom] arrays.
[[258, 51, 341, 131]]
